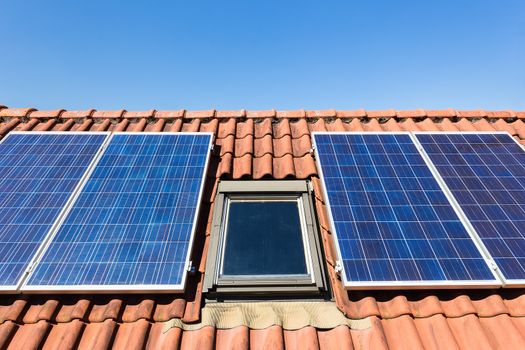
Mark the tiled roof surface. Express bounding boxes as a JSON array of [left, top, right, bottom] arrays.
[[0, 105, 525, 349]]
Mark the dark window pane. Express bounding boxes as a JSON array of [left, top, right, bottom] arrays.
[[222, 201, 308, 276]]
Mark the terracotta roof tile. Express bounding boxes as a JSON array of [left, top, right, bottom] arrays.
[[272, 135, 293, 157], [1, 106, 525, 349], [0, 107, 36, 118], [28, 109, 65, 118], [186, 110, 216, 119]]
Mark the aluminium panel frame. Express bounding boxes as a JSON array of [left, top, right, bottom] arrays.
[[0, 131, 111, 292], [311, 131, 502, 290], [21, 132, 214, 293], [413, 131, 525, 287]]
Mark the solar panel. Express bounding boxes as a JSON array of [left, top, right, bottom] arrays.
[[0, 132, 108, 290], [313, 132, 498, 288], [24, 132, 212, 291], [415, 132, 525, 285]]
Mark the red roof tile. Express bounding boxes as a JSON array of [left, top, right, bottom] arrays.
[[1, 105, 525, 349]]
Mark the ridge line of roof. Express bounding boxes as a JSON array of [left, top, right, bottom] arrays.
[[0, 106, 524, 119]]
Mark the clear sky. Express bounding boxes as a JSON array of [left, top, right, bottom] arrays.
[[1, 0, 524, 111]]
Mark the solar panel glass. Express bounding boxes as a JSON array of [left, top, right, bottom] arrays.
[[25, 133, 211, 290], [0, 132, 107, 289], [313, 133, 497, 287], [416, 133, 525, 283]]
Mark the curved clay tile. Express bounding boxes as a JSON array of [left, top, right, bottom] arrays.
[[346, 119, 365, 132], [289, 118, 310, 139], [216, 326, 249, 350], [180, 326, 215, 350], [233, 154, 252, 179], [217, 153, 233, 178], [377, 296, 412, 319], [43, 319, 85, 349], [61, 110, 95, 119], [457, 110, 488, 118], [397, 109, 427, 118], [397, 119, 421, 132], [491, 119, 518, 136], [110, 119, 129, 132], [181, 119, 201, 132], [22, 299, 60, 324], [89, 120, 111, 132], [146, 323, 182, 350], [306, 109, 337, 118], [293, 155, 317, 179], [426, 109, 457, 118], [440, 295, 477, 318], [88, 299, 123, 323], [254, 134, 273, 157], [216, 135, 235, 156], [234, 135, 254, 158], [479, 315, 525, 349], [28, 109, 65, 118], [362, 118, 382, 132], [415, 118, 440, 132], [112, 319, 150, 349], [250, 325, 285, 350], [124, 110, 155, 119], [336, 109, 367, 118], [0, 299, 27, 323], [380, 118, 404, 132], [283, 326, 319, 349], [317, 325, 353, 350], [217, 110, 245, 118], [121, 299, 155, 323], [306, 118, 327, 133], [6, 320, 51, 349], [125, 118, 148, 132], [517, 111, 525, 119], [78, 319, 118, 349], [454, 118, 478, 131], [413, 315, 460, 350], [381, 315, 425, 349], [346, 297, 382, 319], [92, 110, 126, 119], [471, 118, 498, 132], [254, 118, 273, 139], [408, 295, 444, 318], [32, 119, 57, 131], [144, 119, 165, 132], [325, 119, 347, 132], [246, 110, 276, 119], [217, 118, 236, 139], [273, 135, 293, 158], [52, 119, 75, 131], [199, 119, 219, 135], [291, 134, 312, 157], [446, 314, 492, 349], [70, 118, 94, 131], [276, 110, 305, 118], [510, 120, 525, 140], [252, 154, 273, 179], [55, 299, 91, 323], [0, 108, 35, 118], [368, 110, 397, 119], [164, 119, 183, 132], [471, 294, 508, 318], [272, 154, 295, 179], [272, 119, 291, 139], [186, 110, 215, 119], [14, 119, 40, 131], [0, 118, 21, 135], [487, 111, 514, 119], [155, 110, 185, 119], [236, 118, 254, 139], [0, 321, 17, 348]]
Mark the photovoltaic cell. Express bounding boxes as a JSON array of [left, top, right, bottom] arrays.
[[313, 133, 496, 287], [416, 133, 525, 282], [26, 133, 211, 290], [0, 132, 107, 289]]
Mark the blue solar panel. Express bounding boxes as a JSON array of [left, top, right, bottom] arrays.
[[416, 132, 525, 283], [0, 132, 108, 290], [25, 133, 212, 290], [313, 133, 497, 287]]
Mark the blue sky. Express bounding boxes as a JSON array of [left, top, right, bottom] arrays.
[[1, 0, 524, 111]]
